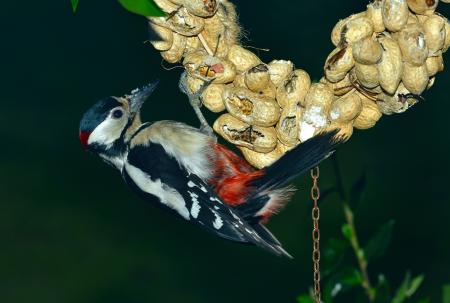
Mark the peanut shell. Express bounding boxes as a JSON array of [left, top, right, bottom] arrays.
[[202, 84, 227, 113], [184, 51, 236, 83], [201, 12, 230, 58], [239, 143, 292, 169], [299, 83, 334, 141], [245, 64, 271, 92], [169, 0, 217, 17], [331, 12, 367, 46], [376, 83, 418, 114], [276, 104, 303, 146], [233, 73, 247, 88], [329, 90, 363, 123], [444, 18, 450, 52], [352, 37, 383, 65], [423, 15, 446, 55], [425, 55, 444, 76], [397, 23, 428, 66], [148, 7, 204, 36], [223, 87, 281, 127], [402, 62, 429, 94], [213, 114, 277, 153], [325, 46, 355, 83], [382, 0, 409, 32], [267, 60, 295, 87], [148, 23, 174, 51], [185, 36, 201, 54], [353, 94, 382, 129], [377, 35, 403, 94], [354, 63, 380, 88], [227, 45, 261, 73], [161, 33, 186, 63], [154, 0, 178, 12], [320, 74, 354, 96], [406, 0, 439, 15], [276, 69, 311, 108], [367, 1, 386, 32]]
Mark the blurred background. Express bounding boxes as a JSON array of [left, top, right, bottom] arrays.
[[1, 0, 449, 302]]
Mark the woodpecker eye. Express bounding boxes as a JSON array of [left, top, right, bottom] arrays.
[[112, 109, 123, 119]]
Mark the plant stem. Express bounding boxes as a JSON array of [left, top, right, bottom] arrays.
[[343, 202, 375, 301], [331, 153, 375, 302]]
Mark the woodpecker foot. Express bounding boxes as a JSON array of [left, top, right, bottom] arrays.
[[179, 72, 216, 138]]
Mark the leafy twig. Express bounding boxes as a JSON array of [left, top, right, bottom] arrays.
[[332, 153, 375, 302], [342, 202, 375, 301]]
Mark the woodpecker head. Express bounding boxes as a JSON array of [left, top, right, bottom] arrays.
[[79, 81, 159, 154]]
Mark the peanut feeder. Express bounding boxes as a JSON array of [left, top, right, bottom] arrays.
[[146, 0, 450, 168]]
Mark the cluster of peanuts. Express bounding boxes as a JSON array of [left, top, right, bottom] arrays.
[[147, 0, 450, 168]]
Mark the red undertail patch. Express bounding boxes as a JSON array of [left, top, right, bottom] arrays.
[[210, 144, 264, 206]]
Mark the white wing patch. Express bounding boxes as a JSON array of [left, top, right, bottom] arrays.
[[125, 163, 190, 220], [212, 210, 224, 229], [188, 191, 201, 219]]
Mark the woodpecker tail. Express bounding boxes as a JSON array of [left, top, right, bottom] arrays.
[[254, 131, 341, 190], [236, 131, 342, 223]]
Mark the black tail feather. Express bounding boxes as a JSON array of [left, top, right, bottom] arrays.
[[252, 224, 292, 258], [253, 131, 342, 191]]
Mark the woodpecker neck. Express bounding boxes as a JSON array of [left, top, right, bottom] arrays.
[[94, 116, 143, 170]]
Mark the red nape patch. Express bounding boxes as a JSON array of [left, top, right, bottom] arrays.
[[79, 131, 90, 149], [210, 143, 264, 206]]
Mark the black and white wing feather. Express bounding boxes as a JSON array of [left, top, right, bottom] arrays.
[[123, 139, 291, 258]]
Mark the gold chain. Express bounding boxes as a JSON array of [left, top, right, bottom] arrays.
[[311, 166, 321, 303]]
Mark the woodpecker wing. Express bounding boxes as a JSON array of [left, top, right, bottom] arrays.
[[124, 136, 291, 257], [183, 174, 291, 258]]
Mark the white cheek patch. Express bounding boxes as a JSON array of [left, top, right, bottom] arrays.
[[125, 163, 191, 220], [88, 116, 127, 148]]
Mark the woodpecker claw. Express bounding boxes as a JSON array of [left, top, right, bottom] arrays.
[[179, 71, 216, 138]]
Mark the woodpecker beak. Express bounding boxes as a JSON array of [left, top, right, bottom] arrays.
[[127, 80, 159, 115], [79, 131, 90, 149]]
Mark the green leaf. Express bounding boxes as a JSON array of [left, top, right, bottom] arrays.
[[349, 172, 367, 208], [392, 272, 411, 303], [364, 220, 395, 262], [322, 238, 348, 277], [406, 275, 424, 297], [323, 267, 363, 302], [392, 272, 424, 303], [296, 294, 315, 303], [374, 275, 390, 303], [117, 0, 166, 17], [443, 284, 450, 303], [417, 298, 430, 303], [71, 0, 79, 13], [341, 223, 354, 241]]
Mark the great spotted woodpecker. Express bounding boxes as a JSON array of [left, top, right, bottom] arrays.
[[79, 79, 341, 258]]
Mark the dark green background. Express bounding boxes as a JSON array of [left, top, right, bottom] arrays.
[[1, 1, 449, 302]]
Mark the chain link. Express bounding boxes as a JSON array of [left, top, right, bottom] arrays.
[[311, 166, 321, 303]]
